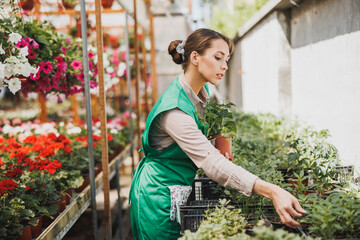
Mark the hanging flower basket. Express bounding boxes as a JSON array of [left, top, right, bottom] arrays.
[[101, 0, 114, 8], [62, 0, 77, 9], [19, 0, 35, 11]]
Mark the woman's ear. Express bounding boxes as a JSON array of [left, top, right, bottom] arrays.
[[190, 51, 199, 66]]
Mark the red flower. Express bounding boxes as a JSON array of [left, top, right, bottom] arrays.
[[40, 61, 53, 74], [64, 145, 72, 153], [0, 179, 18, 195], [107, 134, 113, 141], [23, 135, 37, 144], [25, 186, 33, 190], [28, 50, 36, 59], [93, 135, 101, 141], [5, 167, 23, 178]]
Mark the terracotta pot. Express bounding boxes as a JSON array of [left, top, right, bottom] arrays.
[[30, 216, 43, 238], [75, 174, 90, 193], [19, 0, 35, 10], [48, 198, 61, 218], [62, 0, 76, 9], [214, 135, 233, 161], [17, 225, 32, 240], [59, 195, 67, 212], [101, 0, 114, 8]]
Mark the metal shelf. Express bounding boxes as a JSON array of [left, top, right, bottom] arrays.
[[36, 144, 132, 240]]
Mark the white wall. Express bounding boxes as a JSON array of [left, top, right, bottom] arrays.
[[240, 12, 280, 114], [291, 31, 360, 169]]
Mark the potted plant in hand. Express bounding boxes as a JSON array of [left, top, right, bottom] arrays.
[[199, 100, 237, 160]]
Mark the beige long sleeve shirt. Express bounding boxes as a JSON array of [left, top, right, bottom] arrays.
[[149, 73, 258, 196]]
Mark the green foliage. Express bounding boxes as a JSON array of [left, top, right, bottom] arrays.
[[199, 100, 237, 139], [207, 0, 269, 38], [301, 192, 360, 239], [180, 199, 247, 240]]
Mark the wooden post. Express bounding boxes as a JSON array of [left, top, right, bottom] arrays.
[[133, 0, 142, 152], [91, 94, 99, 119], [94, 0, 112, 239], [147, 0, 158, 104], [141, 27, 149, 118], [37, 93, 47, 123], [72, 94, 79, 122]]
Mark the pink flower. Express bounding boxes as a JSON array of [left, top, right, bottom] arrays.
[[123, 111, 130, 119], [40, 61, 53, 74], [88, 61, 93, 70], [88, 52, 94, 59], [71, 60, 82, 70], [16, 39, 29, 48], [28, 50, 36, 59], [66, 38, 72, 44], [12, 118, 22, 125], [24, 37, 39, 49], [61, 46, 67, 55], [90, 81, 98, 88], [30, 70, 40, 80], [121, 51, 126, 60], [76, 72, 84, 82], [55, 56, 63, 62]]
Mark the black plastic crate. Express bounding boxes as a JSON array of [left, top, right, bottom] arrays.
[[188, 177, 225, 201], [180, 200, 220, 234]]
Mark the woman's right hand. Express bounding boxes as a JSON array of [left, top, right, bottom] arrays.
[[253, 178, 306, 228]]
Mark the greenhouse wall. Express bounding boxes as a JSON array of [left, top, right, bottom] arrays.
[[228, 0, 360, 173]]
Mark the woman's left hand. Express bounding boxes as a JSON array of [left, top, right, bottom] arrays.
[[253, 179, 306, 228]]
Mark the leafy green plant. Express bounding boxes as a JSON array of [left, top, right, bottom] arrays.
[[180, 199, 247, 239], [301, 192, 360, 239], [199, 100, 237, 139]]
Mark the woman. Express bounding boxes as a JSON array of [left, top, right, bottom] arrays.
[[129, 28, 305, 240]]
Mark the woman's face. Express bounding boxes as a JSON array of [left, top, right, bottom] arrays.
[[196, 39, 230, 86]]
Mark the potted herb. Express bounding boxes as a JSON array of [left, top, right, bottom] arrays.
[[199, 100, 237, 160]]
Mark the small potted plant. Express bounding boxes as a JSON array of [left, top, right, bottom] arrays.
[[199, 100, 237, 160]]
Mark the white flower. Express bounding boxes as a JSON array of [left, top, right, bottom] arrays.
[[18, 46, 29, 58], [110, 128, 118, 135], [66, 127, 82, 135], [0, 8, 10, 19], [4, 0, 11, 4], [4, 63, 14, 78], [94, 129, 101, 136], [5, 56, 20, 64], [0, 46, 5, 55], [2, 125, 13, 134], [117, 62, 126, 77], [13, 63, 30, 77], [6, 77, 21, 94], [8, 33, 22, 44], [111, 77, 119, 85], [106, 66, 114, 73], [0, 63, 4, 80], [59, 122, 65, 127]]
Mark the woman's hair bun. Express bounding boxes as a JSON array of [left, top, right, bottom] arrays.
[[168, 40, 184, 64]]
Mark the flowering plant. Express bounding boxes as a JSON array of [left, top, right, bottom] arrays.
[[0, 1, 99, 99]]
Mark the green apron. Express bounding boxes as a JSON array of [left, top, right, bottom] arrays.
[[129, 77, 209, 240]]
